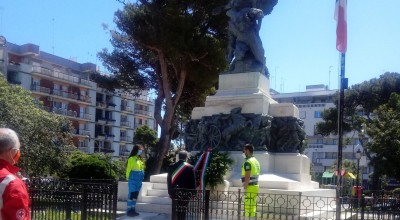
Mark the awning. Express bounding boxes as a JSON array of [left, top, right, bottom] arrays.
[[344, 172, 356, 179], [322, 171, 334, 178]]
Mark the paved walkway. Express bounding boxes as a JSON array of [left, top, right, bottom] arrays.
[[117, 212, 170, 220]]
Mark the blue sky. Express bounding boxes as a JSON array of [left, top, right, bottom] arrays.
[[1, 0, 400, 93]]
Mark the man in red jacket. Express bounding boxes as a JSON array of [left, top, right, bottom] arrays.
[[0, 128, 30, 220]]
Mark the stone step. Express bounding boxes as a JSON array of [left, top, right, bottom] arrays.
[[150, 173, 167, 183], [147, 188, 169, 197], [137, 203, 171, 214], [152, 182, 168, 190], [141, 195, 172, 205]]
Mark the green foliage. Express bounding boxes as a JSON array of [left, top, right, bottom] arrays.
[[98, 0, 229, 174], [0, 74, 74, 176], [112, 159, 128, 181], [63, 151, 117, 180], [134, 125, 158, 156], [366, 93, 400, 180], [188, 150, 234, 190], [392, 188, 400, 195], [316, 72, 400, 188]]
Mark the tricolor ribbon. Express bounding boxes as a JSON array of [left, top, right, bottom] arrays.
[[194, 148, 212, 197]]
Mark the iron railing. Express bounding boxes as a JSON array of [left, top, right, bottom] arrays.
[[25, 178, 118, 220], [172, 189, 400, 220]]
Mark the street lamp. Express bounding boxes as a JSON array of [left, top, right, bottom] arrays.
[[355, 148, 362, 192]]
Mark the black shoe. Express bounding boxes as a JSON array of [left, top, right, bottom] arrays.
[[127, 210, 139, 217]]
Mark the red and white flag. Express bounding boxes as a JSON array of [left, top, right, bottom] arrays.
[[334, 0, 347, 53]]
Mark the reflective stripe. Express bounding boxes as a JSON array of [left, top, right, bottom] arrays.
[[0, 174, 16, 219]]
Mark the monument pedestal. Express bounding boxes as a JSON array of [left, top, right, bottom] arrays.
[[192, 72, 299, 119]]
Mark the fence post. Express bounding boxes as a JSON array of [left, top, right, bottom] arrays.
[[238, 188, 241, 220], [298, 192, 302, 220], [112, 181, 118, 220], [171, 190, 177, 220], [81, 185, 87, 220], [66, 199, 72, 220], [361, 194, 365, 220], [204, 190, 210, 220]]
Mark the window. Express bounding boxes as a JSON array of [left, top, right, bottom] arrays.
[[61, 103, 68, 110], [314, 111, 322, 118], [120, 130, 127, 137], [299, 111, 306, 119], [333, 139, 337, 145], [355, 139, 361, 145], [326, 152, 337, 159], [121, 115, 127, 122], [33, 79, 40, 87], [53, 101, 60, 108], [317, 139, 323, 144], [80, 107, 85, 116]]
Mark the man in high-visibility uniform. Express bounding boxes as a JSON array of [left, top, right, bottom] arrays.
[[126, 145, 145, 217], [242, 144, 260, 217]]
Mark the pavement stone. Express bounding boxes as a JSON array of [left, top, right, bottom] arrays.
[[117, 212, 170, 220]]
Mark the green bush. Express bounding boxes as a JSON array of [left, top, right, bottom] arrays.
[[188, 150, 234, 190], [392, 188, 400, 195], [63, 151, 117, 180]]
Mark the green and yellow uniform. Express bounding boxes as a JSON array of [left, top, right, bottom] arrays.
[[242, 156, 260, 217]]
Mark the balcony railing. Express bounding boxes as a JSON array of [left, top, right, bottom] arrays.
[[79, 130, 91, 136], [134, 109, 152, 117], [38, 105, 92, 121], [121, 91, 133, 99], [32, 66, 92, 87], [120, 136, 131, 142], [106, 119, 116, 125], [78, 146, 89, 153], [96, 118, 106, 124], [121, 105, 133, 112], [120, 121, 131, 128], [119, 151, 130, 157], [106, 103, 116, 110], [134, 95, 153, 103], [96, 102, 107, 108], [79, 113, 91, 120], [31, 85, 91, 103], [31, 85, 51, 94]]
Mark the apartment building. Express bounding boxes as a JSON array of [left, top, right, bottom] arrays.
[[271, 85, 372, 184], [0, 37, 156, 160]]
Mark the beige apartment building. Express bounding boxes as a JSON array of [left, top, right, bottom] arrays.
[[0, 37, 157, 160]]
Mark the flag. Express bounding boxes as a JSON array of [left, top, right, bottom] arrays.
[[334, 0, 347, 53]]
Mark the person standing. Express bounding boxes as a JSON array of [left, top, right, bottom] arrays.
[[126, 145, 145, 217], [0, 128, 30, 220], [242, 143, 260, 217], [167, 150, 196, 220]]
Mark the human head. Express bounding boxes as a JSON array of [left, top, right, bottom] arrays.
[[130, 145, 143, 157], [178, 150, 188, 161], [243, 144, 254, 157], [0, 128, 21, 165]]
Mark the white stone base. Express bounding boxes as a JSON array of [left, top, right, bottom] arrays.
[[191, 72, 299, 119]]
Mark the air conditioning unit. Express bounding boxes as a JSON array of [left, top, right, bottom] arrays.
[[47, 97, 53, 101]]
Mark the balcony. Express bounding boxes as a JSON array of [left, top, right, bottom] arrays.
[[31, 85, 51, 94], [119, 151, 130, 157], [134, 109, 152, 117], [96, 118, 106, 124], [105, 134, 115, 141], [100, 148, 115, 153], [79, 130, 91, 136], [120, 136, 131, 142], [78, 146, 89, 154], [121, 91, 133, 99], [120, 121, 131, 128], [31, 66, 92, 87], [95, 133, 106, 140], [96, 102, 107, 108], [134, 95, 153, 103], [121, 105, 133, 113], [52, 89, 91, 104], [106, 102, 116, 110], [79, 113, 91, 121], [106, 119, 116, 125]]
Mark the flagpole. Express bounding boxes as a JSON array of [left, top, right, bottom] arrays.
[[336, 52, 345, 219]]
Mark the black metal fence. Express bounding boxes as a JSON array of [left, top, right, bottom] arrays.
[[172, 189, 400, 220], [25, 178, 118, 220]]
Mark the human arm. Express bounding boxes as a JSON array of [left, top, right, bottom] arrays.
[[126, 157, 134, 180], [244, 170, 251, 190], [2, 180, 30, 220]]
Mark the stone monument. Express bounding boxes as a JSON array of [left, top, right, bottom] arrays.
[[184, 0, 327, 193]]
